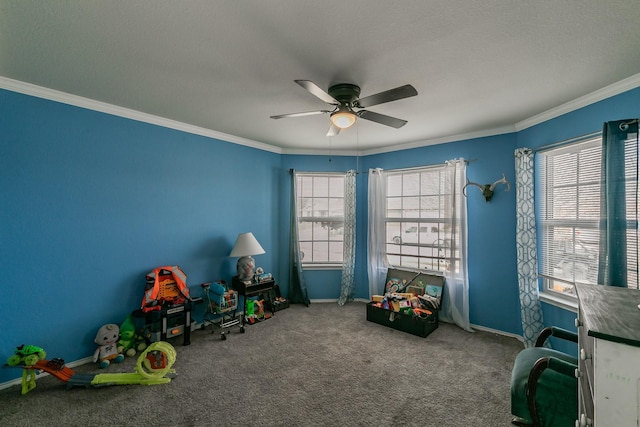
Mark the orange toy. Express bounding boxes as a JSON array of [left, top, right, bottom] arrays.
[[412, 308, 432, 317]]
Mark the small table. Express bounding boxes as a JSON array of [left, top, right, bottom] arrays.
[[231, 276, 276, 330]]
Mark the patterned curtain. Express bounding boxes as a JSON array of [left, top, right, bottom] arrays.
[[514, 148, 544, 348], [288, 170, 310, 306], [338, 170, 357, 305]]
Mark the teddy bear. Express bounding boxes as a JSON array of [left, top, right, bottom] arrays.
[[93, 323, 125, 368], [118, 315, 147, 357]]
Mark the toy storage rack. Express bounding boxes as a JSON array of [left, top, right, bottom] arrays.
[[201, 282, 243, 340]]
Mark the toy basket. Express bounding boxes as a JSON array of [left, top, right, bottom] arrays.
[[207, 283, 238, 313], [201, 281, 241, 339]]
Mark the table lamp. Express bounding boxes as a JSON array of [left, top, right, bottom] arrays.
[[230, 232, 265, 282]]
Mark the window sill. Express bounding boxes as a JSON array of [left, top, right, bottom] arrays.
[[302, 264, 342, 271], [539, 292, 578, 313]]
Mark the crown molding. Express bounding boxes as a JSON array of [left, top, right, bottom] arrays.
[[281, 147, 361, 156], [361, 125, 516, 156], [515, 72, 640, 131], [0, 76, 283, 154], [281, 126, 517, 156], [3, 73, 638, 157]]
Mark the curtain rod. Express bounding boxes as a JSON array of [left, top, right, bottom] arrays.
[[368, 158, 476, 174], [530, 131, 601, 153], [289, 159, 477, 176], [620, 119, 638, 130], [289, 169, 354, 175]]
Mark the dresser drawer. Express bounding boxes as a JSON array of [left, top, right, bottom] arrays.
[[576, 283, 640, 427]]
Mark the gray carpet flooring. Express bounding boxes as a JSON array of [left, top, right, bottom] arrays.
[[0, 302, 523, 426]]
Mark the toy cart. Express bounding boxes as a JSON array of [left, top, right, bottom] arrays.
[[201, 281, 243, 340]]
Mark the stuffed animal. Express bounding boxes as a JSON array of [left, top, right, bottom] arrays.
[[118, 315, 147, 357], [93, 323, 125, 368]]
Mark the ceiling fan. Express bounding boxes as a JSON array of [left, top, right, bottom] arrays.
[[270, 80, 418, 136]]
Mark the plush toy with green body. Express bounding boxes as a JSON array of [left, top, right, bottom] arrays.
[[118, 315, 147, 357]]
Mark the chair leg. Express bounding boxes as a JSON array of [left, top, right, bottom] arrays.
[[511, 417, 533, 426]]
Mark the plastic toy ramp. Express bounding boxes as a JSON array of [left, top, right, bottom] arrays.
[[90, 371, 173, 387], [32, 359, 76, 382], [3, 358, 74, 394], [5, 342, 177, 394], [89, 341, 177, 387]]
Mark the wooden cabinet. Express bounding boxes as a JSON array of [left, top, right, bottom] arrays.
[[575, 284, 640, 426]]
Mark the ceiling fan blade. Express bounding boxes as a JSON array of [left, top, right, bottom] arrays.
[[354, 84, 418, 108], [295, 80, 338, 104], [357, 110, 408, 129], [326, 123, 341, 137], [270, 110, 331, 119]]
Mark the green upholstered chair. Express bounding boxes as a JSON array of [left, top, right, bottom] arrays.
[[510, 326, 578, 427]]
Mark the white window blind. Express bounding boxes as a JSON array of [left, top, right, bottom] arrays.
[[538, 134, 639, 296]]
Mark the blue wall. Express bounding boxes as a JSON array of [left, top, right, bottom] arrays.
[[360, 134, 520, 333], [278, 154, 360, 300], [2, 84, 638, 384], [517, 87, 640, 150], [281, 134, 521, 335], [515, 86, 640, 348], [0, 89, 280, 383]]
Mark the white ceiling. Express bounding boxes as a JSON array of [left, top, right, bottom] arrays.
[[2, 1, 640, 154]]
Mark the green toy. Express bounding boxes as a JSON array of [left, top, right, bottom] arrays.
[[5, 344, 47, 394], [245, 300, 255, 317], [118, 315, 147, 357], [6, 344, 46, 367]]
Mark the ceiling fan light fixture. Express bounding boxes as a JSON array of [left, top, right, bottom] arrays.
[[330, 110, 357, 129]]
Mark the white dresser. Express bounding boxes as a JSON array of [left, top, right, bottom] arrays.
[[575, 283, 640, 427]]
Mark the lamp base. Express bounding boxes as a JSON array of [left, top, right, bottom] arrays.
[[236, 256, 256, 282]]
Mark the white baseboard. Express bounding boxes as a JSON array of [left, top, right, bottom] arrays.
[[312, 300, 525, 344], [470, 323, 524, 343]]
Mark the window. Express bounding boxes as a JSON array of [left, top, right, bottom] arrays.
[[538, 135, 639, 297], [385, 166, 457, 272], [296, 173, 345, 266]]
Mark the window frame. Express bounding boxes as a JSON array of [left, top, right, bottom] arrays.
[[383, 165, 458, 273], [536, 133, 639, 304], [537, 137, 601, 302], [295, 172, 346, 269]]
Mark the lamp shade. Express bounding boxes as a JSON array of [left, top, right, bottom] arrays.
[[330, 110, 357, 129], [229, 232, 265, 257]]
